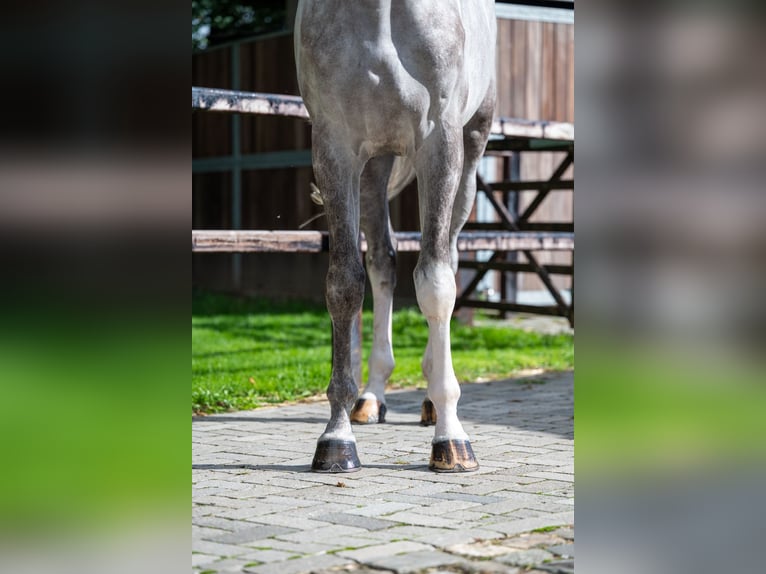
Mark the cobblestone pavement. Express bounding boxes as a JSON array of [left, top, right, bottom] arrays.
[[193, 371, 574, 574]]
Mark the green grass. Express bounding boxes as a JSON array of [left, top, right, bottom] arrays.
[[192, 291, 573, 413]]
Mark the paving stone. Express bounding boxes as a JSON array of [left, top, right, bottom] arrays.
[[546, 543, 574, 558], [192, 553, 220, 567], [383, 511, 461, 528], [192, 539, 253, 558], [552, 527, 574, 540], [345, 501, 416, 517], [413, 499, 482, 515], [496, 548, 555, 567], [321, 512, 400, 530], [194, 525, 233, 540], [537, 559, 575, 574], [365, 549, 466, 573], [480, 493, 558, 515], [275, 524, 372, 543], [412, 527, 504, 547], [195, 495, 244, 508], [239, 549, 300, 564], [336, 540, 433, 562], [429, 492, 506, 505], [488, 512, 574, 537], [261, 495, 326, 508], [245, 538, 337, 556], [445, 541, 516, 559], [195, 516, 249, 532], [500, 532, 563, 550], [211, 524, 297, 544], [245, 515, 331, 531], [313, 566, 397, 574], [201, 557, 253, 572], [523, 471, 574, 483], [379, 493, 445, 505], [438, 561, 522, 574], [242, 553, 349, 574]]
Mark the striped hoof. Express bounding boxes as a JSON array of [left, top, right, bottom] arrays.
[[311, 440, 362, 473], [420, 398, 437, 426], [429, 439, 479, 473], [350, 398, 387, 424]]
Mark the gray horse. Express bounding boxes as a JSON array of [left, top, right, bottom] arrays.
[[295, 0, 496, 472]]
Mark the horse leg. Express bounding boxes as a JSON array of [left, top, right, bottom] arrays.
[[449, 88, 496, 272], [351, 156, 397, 424], [310, 129, 366, 473], [414, 123, 478, 472], [420, 86, 495, 426]]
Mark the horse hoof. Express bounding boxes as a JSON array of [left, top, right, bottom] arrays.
[[351, 398, 387, 424], [311, 440, 362, 473], [420, 398, 437, 426], [429, 439, 479, 472]]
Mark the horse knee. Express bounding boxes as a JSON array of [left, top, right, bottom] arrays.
[[366, 247, 396, 290], [326, 259, 365, 320], [414, 261, 456, 320]]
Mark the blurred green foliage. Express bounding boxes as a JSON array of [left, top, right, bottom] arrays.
[[0, 308, 187, 536], [576, 340, 766, 475], [192, 0, 286, 51], [192, 291, 574, 413]]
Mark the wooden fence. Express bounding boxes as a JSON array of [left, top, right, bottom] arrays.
[[191, 87, 574, 324]]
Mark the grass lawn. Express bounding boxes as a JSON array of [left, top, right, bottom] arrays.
[[192, 291, 573, 413]]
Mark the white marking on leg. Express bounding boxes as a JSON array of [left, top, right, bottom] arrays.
[[362, 273, 395, 404], [415, 261, 469, 443]]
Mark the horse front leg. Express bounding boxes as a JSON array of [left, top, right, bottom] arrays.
[[310, 134, 366, 473], [421, 89, 495, 429], [415, 123, 478, 472]]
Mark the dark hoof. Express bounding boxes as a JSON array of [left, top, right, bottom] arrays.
[[429, 439, 479, 472], [420, 398, 437, 426], [311, 440, 362, 473], [350, 398, 387, 424]]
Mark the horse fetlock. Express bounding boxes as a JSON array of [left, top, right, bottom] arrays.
[[420, 398, 437, 426], [327, 375, 358, 410], [427, 379, 461, 408], [350, 396, 387, 424], [369, 348, 395, 380]]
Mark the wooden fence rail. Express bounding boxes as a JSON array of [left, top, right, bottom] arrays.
[[192, 230, 575, 254], [191, 86, 574, 141]]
